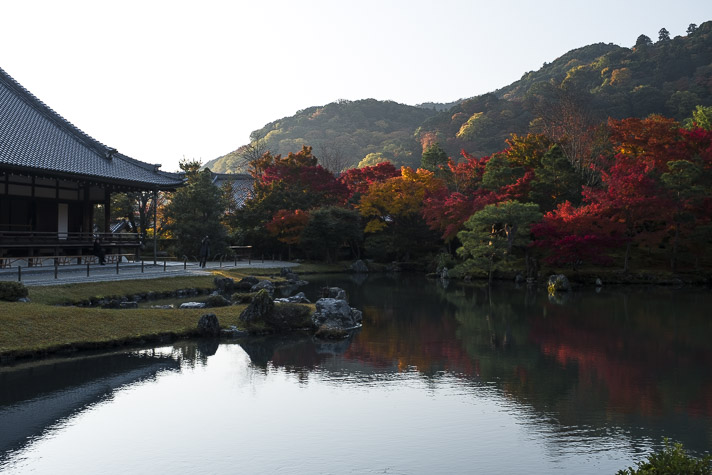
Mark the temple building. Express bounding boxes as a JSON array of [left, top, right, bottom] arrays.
[[0, 66, 183, 264]]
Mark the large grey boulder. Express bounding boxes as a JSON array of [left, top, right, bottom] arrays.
[[321, 286, 347, 301], [214, 276, 236, 292], [350, 259, 369, 273], [264, 303, 313, 331], [274, 292, 311, 304], [197, 313, 220, 336], [205, 294, 231, 307], [239, 289, 274, 323], [312, 298, 363, 330], [251, 280, 275, 296], [547, 274, 571, 292], [280, 267, 301, 282], [234, 276, 259, 291]]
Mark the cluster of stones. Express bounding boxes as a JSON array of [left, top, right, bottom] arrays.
[[229, 283, 362, 340], [193, 271, 363, 340], [71, 288, 211, 309], [311, 287, 363, 339]]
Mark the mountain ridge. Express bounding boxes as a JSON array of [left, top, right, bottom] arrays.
[[205, 20, 712, 173]]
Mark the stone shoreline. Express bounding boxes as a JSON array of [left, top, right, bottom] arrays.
[[0, 271, 363, 364]]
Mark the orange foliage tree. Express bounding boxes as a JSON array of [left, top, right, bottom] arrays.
[[358, 167, 446, 260], [265, 209, 310, 260]]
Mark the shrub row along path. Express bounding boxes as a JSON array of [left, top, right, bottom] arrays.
[[0, 260, 298, 287]]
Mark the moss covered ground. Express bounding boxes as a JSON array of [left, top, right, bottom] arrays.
[[0, 262, 342, 361]]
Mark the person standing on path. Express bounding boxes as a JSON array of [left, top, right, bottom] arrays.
[[92, 238, 106, 265], [199, 235, 210, 268]]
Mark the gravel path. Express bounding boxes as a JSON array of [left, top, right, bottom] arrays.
[[0, 260, 297, 286]]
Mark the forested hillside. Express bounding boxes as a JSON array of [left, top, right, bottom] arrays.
[[204, 99, 435, 173], [424, 21, 712, 159], [206, 21, 712, 173]]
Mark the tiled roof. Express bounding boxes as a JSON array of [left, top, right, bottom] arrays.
[[211, 172, 254, 208], [0, 66, 183, 189], [110, 219, 135, 233]]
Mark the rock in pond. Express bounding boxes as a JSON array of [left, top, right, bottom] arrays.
[[239, 289, 274, 323], [221, 325, 249, 337], [350, 259, 369, 273], [197, 313, 220, 337], [321, 286, 347, 301], [312, 298, 363, 331], [547, 274, 571, 292], [280, 267, 301, 282], [180, 302, 207, 309]]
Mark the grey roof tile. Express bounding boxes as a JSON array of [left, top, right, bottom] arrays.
[[211, 172, 254, 208], [0, 66, 184, 189]]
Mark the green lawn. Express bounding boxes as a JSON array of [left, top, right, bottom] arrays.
[[0, 272, 251, 359], [0, 302, 247, 357], [0, 263, 356, 360]]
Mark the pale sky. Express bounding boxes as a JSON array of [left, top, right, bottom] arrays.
[[2, 0, 711, 172]]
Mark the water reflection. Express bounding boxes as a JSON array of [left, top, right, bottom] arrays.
[[298, 275, 712, 454], [0, 275, 710, 473], [0, 350, 178, 457], [0, 339, 229, 462]]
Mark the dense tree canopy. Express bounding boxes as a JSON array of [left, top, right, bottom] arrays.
[[201, 22, 712, 273], [192, 101, 708, 275], [164, 160, 228, 259], [457, 201, 541, 283]]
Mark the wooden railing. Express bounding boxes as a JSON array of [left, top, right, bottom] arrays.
[[0, 231, 142, 249]]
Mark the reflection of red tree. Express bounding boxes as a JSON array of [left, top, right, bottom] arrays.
[[537, 339, 661, 416], [270, 341, 327, 368], [688, 382, 712, 418], [530, 307, 712, 418], [343, 308, 475, 377]]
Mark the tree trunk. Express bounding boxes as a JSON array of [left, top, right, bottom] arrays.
[[488, 253, 493, 286], [670, 221, 679, 271]]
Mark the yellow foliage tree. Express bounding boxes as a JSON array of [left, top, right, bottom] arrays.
[[358, 167, 445, 233]]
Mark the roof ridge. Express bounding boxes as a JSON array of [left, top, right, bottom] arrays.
[[0, 66, 114, 159], [211, 172, 252, 179], [115, 153, 184, 180]]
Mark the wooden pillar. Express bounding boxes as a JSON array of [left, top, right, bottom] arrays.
[[153, 189, 158, 265], [104, 190, 111, 233], [82, 184, 91, 235]]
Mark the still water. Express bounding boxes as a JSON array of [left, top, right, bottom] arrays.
[[1, 274, 711, 474]]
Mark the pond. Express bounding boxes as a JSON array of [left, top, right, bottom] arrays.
[[1, 274, 711, 474]]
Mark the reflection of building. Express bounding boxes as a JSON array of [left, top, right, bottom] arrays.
[[110, 219, 135, 234], [0, 66, 183, 260], [210, 172, 253, 209], [0, 351, 180, 455]]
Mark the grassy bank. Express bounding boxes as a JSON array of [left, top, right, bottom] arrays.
[[0, 273, 259, 361], [0, 302, 247, 359], [0, 264, 342, 361]]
